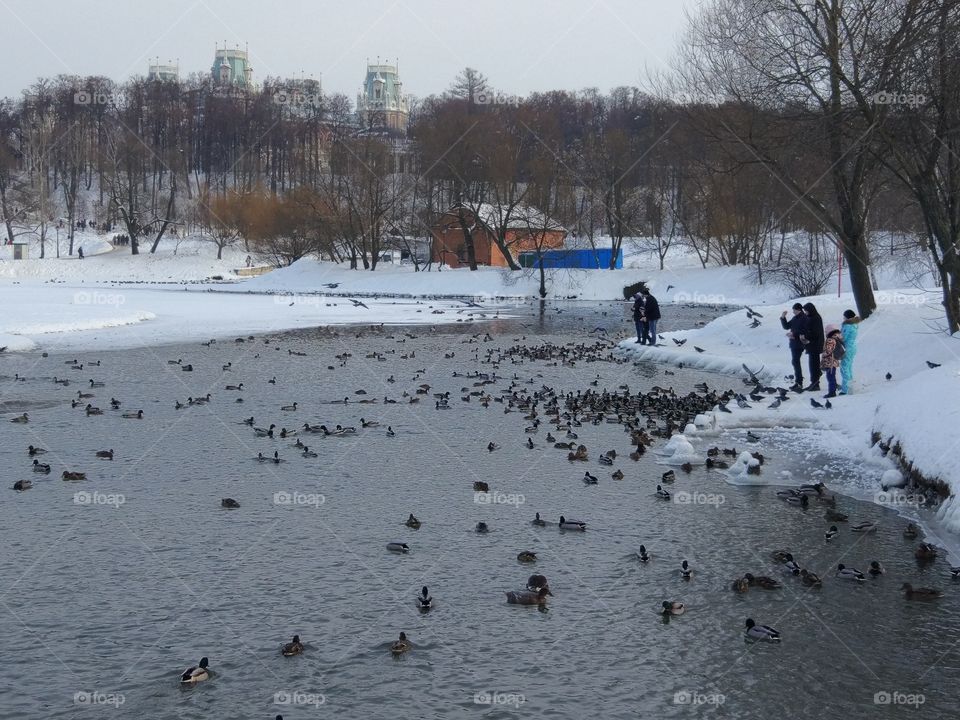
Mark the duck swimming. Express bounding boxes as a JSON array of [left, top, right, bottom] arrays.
[[915, 543, 937, 561], [656, 485, 671, 500], [13, 479, 32, 491], [526, 574, 550, 591], [836, 564, 865, 581], [281, 635, 304, 656], [221, 498, 240, 509], [517, 551, 537, 563], [680, 560, 693, 580], [122, 409, 144, 419], [96, 449, 114, 460], [386, 426, 396, 437], [405, 514, 421, 529], [179, 657, 210, 684], [869, 561, 885, 576], [506, 587, 550, 605], [558, 516, 586, 530], [732, 576, 749, 593], [33, 459, 51, 473], [744, 573, 781, 590], [800, 569, 822, 587], [391, 632, 411, 654], [825, 525, 839, 541], [903, 523, 919, 539], [901, 583, 943, 600], [417, 587, 432, 611], [661, 601, 685, 616], [637, 545, 651, 563], [11, 413, 28, 423], [28, 445, 46, 456], [475, 521, 489, 533], [744, 618, 780, 642], [531, 512, 546, 527], [583, 471, 599, 485], [850, 521, 877, 533], [387, 542, 410, 553]]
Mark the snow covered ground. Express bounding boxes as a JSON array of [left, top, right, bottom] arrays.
[[617, 290, 960, 556]]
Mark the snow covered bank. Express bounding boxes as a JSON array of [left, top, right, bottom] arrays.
[[617, 288, 960, 547]]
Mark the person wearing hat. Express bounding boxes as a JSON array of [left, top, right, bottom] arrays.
[[839, 309, 860, 394], [820, 325, 845, 398]]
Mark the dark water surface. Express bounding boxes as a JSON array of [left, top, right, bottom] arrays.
[[1, 301, 957, 719]]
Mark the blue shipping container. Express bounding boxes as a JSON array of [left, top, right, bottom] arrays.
[[518, 248, 623, 269]]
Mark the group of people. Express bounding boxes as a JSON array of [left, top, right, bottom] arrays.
[[111, 234, 132, 247], [780, 303, 860, 397], [632, 288, 661, 346]]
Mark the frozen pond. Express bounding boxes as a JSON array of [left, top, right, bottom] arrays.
[[1, 301, 958, 719]]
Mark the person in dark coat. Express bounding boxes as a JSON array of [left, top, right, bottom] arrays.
[[800, 302, 824, 391], [632, 293, 648, 344], [641, 288, 661, 345], [77, 246, 84, 260], [780, 303, 808, 391]]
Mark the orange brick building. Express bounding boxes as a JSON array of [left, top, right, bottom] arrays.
[[431, 203, 567, 269]]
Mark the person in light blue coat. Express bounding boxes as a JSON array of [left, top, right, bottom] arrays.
[[840, 309, 860, 394]]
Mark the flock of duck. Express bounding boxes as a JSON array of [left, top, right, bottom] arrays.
[[4, 322, 954, 704]]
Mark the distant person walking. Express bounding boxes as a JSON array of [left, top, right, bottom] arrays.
[[780, 302, 808, 391], [840, 309, 860, 394], [800, 302, 824, 391], [821, 325, 845, 398], [77, 246, 84, 260], [632, 292, 648, 345], [640, 288, 661, 345]]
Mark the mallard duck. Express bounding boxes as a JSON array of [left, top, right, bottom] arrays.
[[531, 512, 546, 527], [96, 449, 114, 460], [901, 583, 943, 600], [915, 543, 937, 561], [744, 618, 780, 642], [637, 545, 651, 563], [405, 514, 421, 529], [391, 632, 411, 654], [361, 417, 379, 428], [167, 358, 182, 365], [417, 587, 432, 611], [225, 384, 243, 391], [33, 459, 51, 473], [28, 445, 46, 456], [85, 404, 103, 416], [110, 398, 121, 409], [77, 390, 94, 399], [732, 576, 749, 593], [387, 542, 409, 553], [386, 426, 396, 437], [583, 472, 599, 485], [254, 424, 276, 437], [825, 509, 848, 522], [851, 521, 877, 533], [13, 479, 32, 491], [869, 561, 885, 576], [301, 446, 318, 458], [680, 560, 692, 580], [506, 587, 550, 605], [517, 550, 537, 563], [744, 573, 781, 589], [598, 455, 613, 466], [62, 471, 86, 481], [836, 564, 865, 581], [661, 470, 676, 483], [179, 657, 210, 684], [903, 523, 919, 539], [800, 569, 822, 587], [474, 481, 489, 492], [89, 379, 105, 388], [611, 469, 624, 480], [281, 635, 304, 656], [11, 413, 28, 423], [825, 525, 839, 541], [281, 402, 298, 411], [656, 485, 671, 500], [783, 555, 801, 575], [487, 442, 500, 452], [705, 457, 729, 469], [475, 521, 489, 533], [558, 516, 586, 530], [221, 498, 240, 509], [181, 364, 193, 372], [799, 482, 826, 495], [661, 601, 685, 616]]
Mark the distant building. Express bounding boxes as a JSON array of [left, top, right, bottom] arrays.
[[357, 62, 409, 133], [431, 203, 567, 269], [212, 45, 253, 88], [147, 60, 179, 83]]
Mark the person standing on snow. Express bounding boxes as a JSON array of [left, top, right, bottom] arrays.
[[821, 325, 844, 398], [800, 302, 824, 391], [839, 309, 860, 394], [640, 288, 661, 345], [77, 246, 84, 260], [632, 292, 648, 344], [780, 303, 809, 391]]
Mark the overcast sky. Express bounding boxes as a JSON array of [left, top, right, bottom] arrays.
[[0, 0, 701, 100]]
